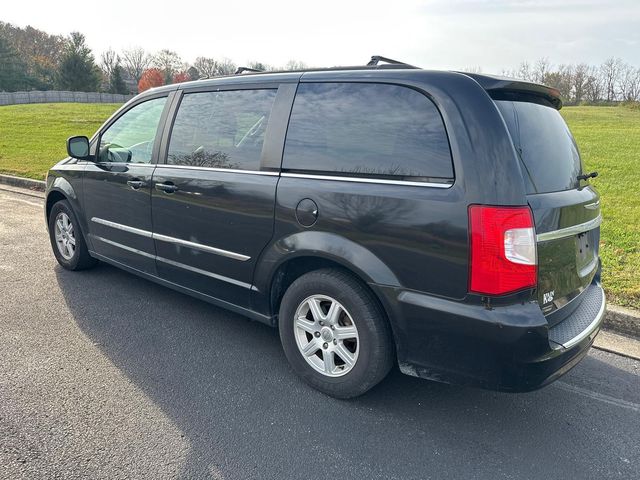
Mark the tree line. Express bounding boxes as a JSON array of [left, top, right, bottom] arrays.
[[0, 22, 307, 95], [1, 21, 639, 104], [500, 58, 640, 104]]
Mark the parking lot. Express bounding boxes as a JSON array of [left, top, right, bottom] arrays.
[[1, 187, 639, 480]]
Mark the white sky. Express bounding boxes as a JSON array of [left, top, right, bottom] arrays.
[[4, 0, 639, 72]]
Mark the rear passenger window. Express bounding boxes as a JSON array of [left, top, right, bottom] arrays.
[[168, 89, 277, 170], [283, 83, 453, 181]]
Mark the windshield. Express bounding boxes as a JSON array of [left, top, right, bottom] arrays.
[[495, 100, 584, 194]]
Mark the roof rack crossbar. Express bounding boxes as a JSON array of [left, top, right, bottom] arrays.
[[235, 66, 264, 74], [366, 55, 417, 68]]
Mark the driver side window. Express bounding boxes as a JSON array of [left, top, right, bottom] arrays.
[[99, 97, 167, 164]]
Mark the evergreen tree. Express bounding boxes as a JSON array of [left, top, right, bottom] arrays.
[[0, 34, 31, 91], [109, 65, 128, 94], [57, 32, 100, 91]]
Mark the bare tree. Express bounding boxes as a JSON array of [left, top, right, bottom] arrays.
[[600, 57, 623, 102], [584, 65, 604, 103], [516, 61, 532, 81], [533, 57, 551, 84], [100, 48, 118, 77], [618, 63, 640, 102], [216, 58, 237, 76], [247, 61, 271, 71], [122, 47, 151, 84], [572, 63, 589, 104], [153, 49, 183, 83], [194, 56, 218, 78], [284, 60, 308, 71]]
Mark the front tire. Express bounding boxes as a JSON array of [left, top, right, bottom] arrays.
[[279, 269, 394, 398], [48, 200, 97, 271]]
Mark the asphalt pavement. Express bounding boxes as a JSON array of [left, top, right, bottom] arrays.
[[1, 187, 639, 480]]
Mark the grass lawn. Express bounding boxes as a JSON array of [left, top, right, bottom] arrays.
[[560, 106, 640, 310], [0, 103, 638, 309], [0, 103, 121, 180]]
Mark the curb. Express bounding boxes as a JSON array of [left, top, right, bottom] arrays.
[[604, 305, 640, 338], [0, 173, 46, 192]]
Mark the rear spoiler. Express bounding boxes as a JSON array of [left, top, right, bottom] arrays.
[[459, 72, 563, 110]]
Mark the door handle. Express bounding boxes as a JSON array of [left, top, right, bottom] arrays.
[[126, 180, 146, 190], [155, 182, 178, 194]]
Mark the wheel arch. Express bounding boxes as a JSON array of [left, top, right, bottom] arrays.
[[45, 190, 67, 221], [252, 232, 403, 353], [45, 177, 91, 248]]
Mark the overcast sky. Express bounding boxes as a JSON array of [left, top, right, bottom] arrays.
[[4, 0, 639, 72]]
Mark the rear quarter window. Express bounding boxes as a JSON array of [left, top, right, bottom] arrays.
[[495, 100, 583, 194], [283, 82, 453, 182]]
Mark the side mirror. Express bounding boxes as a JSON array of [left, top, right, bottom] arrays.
[[66, 136, 92, 161]]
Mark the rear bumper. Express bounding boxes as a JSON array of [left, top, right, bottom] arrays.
[[373, 282, 605, 392]]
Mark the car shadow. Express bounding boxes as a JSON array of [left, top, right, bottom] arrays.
[[55, 262, 640, 479]]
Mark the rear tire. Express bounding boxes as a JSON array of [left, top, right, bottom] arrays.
[[279, 268, 394, 398], [48, 200, 97, 271]]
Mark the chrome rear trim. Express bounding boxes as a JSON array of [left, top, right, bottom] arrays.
[[536, 215, 602, 242]]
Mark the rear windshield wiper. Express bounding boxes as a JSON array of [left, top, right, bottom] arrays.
[[578, 171, 598, 181]]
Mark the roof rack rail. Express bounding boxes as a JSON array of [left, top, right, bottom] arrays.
[[366, 55, 418, 68], [235, 66, 264, 74]]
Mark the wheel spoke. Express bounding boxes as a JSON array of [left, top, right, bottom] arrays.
[[323, 350, 335, 374], [325, 301, 342, 325], [307, 297, 325, 322], [294, 294, 359, 378], [295, 316, 316, 334], [300, 340, 320, 357], [335, 343, 356, 368], [334, 325, 357, 340], [56, 219, 64, 232], [68, 236, 76, 246], [62, 214, 69, 228]]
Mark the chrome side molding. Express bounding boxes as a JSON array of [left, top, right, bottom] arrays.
[[91, 217, 250, 261], [91, 217, 153, 238], [280, 172, 452, 188], [153, 232, 250, 261], [154, 164, 279, 176], [89, 234, 252, 289]]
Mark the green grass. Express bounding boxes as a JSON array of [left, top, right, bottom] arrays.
[[560, 106, 640, 310], [0, 103, 121, 180], [0, 103, 638, 310]]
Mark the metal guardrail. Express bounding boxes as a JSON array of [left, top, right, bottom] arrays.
[[0, 90, 134, 106]]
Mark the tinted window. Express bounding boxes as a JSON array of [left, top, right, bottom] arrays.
[[495, 100, 583, 193], [168, 89, 277, 170], [283, 83, 453, 181], [99, 97, 167, 163]]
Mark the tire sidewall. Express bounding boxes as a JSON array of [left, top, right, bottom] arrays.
[[279, 271, 389, 395], [48, 200, 82, 270]]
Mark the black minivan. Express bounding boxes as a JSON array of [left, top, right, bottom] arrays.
[[46, 57, 605, 398]]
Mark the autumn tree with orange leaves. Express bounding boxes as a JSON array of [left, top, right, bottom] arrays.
[[138, 68, 164, 92]]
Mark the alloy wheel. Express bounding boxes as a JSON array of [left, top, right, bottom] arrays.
[[54, 212, 76, 260], [293, 295, 360, 377]]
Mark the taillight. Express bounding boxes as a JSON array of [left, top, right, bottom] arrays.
[[468, 205, 537, 295]]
